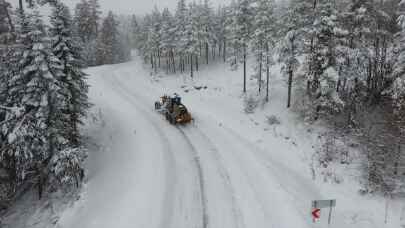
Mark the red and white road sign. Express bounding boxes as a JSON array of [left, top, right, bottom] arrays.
[[311, 199, 336, 224], [312, 208, 321, 220]]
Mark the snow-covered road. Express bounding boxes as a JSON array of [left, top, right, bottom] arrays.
[[57, 57, 402, 228]]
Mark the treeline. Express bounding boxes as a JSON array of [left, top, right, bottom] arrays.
[[131, 0, 278, 101], [133, 0, 405, 194], [130, 0, 280, 102], [0, 0, 94, 208]]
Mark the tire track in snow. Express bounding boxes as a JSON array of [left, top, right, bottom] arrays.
[[193, 116, 296, 228], [182, 125, 245, 228], [176, 127, 209, 228], [103, 74, 177, 228], [220, 124, 321, 227], [109, 73, 208, 228]]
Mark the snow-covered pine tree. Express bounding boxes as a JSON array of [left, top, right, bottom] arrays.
[[73, 0, 100, 42], [184, 2, 200, 78], [0, 0, 14, 45], [115, 17, 131, 64], [73, 0, 101, 66], [0, 39, 19, 200], [88, 0, 101, 38], [223, 3, 235, 63], [0, 0, 17, 128], [136, 14, 152, 63], [287, 0, 318, 60], [390, 0, 405, 112], [174, 0, 188, 73], [347, 0, 393, 100], [212, 6, 226, 61], [285, 0, 324, 101], [278, 0, 305, 108], [0, 1, 14, 115], [251, 0, 276, 97], [160, 8, 176, 73], [73, 0, 92, 43], [226, 0, 239, 69], [49, 1, 90, 147], [227, 0, 253, 93], [1, 9, 67, 197], [307, 0, 336, 92], [130, 15, 139, 48], [335, 0, 387, 126], [193, 2, 204, 71], [96, 11, 122, 65], [148, 7, 162, 71], [200, 0, 215, 65], [0, 3, 19, 154], [306, 0, 344, 117]]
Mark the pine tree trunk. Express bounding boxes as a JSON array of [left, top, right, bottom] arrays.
[[166, 55, 169, 74], [266, 46, 270, 102], [223, 40, 226, 62], [190, 54, 194, 78], [171, 50, 176, 73], [337, 79, 341, 92], [158, 50, 161, 68], [212, 46, 215, 59], [343, 78, 347, 92], [38, 172, 43, 200], [259, 50, 262, 93], [19, 0, 23, 12], [367, 59, 372, 90], [47, 93, 56, 158], [196, 55, 199, 72], [206, 42, 209, 65], [287, 68, 293, 108], [243, 47, 247, 93], [179, 56, 182, 73], [3, 5, 14, 34]]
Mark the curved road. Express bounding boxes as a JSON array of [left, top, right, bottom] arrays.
[[59, 60, 322, 228]]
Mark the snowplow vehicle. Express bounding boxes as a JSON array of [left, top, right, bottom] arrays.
[[155, 94, 193, 125]]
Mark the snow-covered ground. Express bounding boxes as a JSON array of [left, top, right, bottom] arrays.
[[3, 55, 404, 228]]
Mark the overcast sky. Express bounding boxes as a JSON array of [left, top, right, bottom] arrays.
[[8, 0, 231, 16]]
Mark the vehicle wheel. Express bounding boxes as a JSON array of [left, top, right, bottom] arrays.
[[155, 102, 161, 110], [169, 115, 176, 125]]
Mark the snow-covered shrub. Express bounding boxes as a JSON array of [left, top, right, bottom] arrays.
[[390, 77, 405, 112], [313, 68, 345, 118], [320, 166, 344, 184], [266, 115, 281, 125], [0, 167, 12, 208], [244, 94, 259, 113], [317, 131, 341, 164], [49, 147, 87, 187], [358, 118, 405, 195]]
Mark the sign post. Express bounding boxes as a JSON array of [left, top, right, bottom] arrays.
[[311, 199, 336, 225], [328, 200, 333, 225]]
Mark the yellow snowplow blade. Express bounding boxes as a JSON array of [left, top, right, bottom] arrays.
[[176, 113, 192, 124]]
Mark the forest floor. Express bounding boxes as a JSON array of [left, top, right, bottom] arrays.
[[1, 54, 404, 228]]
